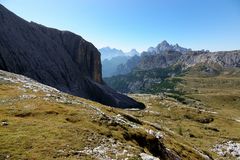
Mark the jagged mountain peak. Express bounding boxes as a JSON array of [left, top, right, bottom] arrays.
[[156, 40, 171, 52], [158, 40, 170, 46], [99, 47, 125, 60], [147, 40, 192, 55], [129, 48, 138, 52], [174, 43, 180, 47], [126, 49, 140, 56]]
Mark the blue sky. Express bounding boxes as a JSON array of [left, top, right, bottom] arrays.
[[1, 0, 240, 52]]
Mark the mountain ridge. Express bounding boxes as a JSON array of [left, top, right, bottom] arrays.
[[106, 45, 240, 94], [114, 40, 239, 75], [146, 40, 192, 55], [99, 47, 140, 61]]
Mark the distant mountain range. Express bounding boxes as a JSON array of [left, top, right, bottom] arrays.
[[115, 40, 194, 75], [100, 41, 193, 77], [99, 47, 140, 77], [99, 47, 140, 61], [104, 41, 240, 93]]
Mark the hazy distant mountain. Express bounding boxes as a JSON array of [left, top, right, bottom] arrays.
[[102, 56, 129, 77], [99, 47, 125, 60], [99, 47, 140, 77], [116, 55, 141, 75], [126, 49, 140, 57], [99, 47, 140, 61]]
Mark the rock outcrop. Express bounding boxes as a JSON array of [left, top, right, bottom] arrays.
[[179, 50, 240, 68], [138, 51, 182, 70], [0, 4, 145, 109]]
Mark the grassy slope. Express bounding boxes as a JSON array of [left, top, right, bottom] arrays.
[[0, 71, 146, 160], [1, 67, 239, 160], [125, 67, 240, 160], [2, 70, 207, 160]]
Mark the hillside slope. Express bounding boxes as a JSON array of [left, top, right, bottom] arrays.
[[0, 69, 205, 160], [2, 70, 238, 159]]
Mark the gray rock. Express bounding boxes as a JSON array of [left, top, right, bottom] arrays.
[[212, 141, 240, 158], [138, 51, 182, 70], [140, 153, 160, 160], [179, 50, 240, 68], [1, 121, 8, 126]]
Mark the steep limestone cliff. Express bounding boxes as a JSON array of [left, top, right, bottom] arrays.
[[0, 4, 144, 109]]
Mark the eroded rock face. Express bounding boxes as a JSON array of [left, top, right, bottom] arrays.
[[0, 4, 145, 109], [138, 51, 182, 70], [179, 50, 240, 68]]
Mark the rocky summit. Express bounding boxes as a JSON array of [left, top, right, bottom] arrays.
[[146, 40, 192, 55], [0, 4, 144, 109]]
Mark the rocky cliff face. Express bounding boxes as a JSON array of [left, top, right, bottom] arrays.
[[138, 51, 182, 70], [0, 4, 144, 109], [179, 50, 240, 68]]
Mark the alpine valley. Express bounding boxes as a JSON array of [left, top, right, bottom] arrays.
[[104, 41, 240, 159], [0, 3, 240, 160]]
